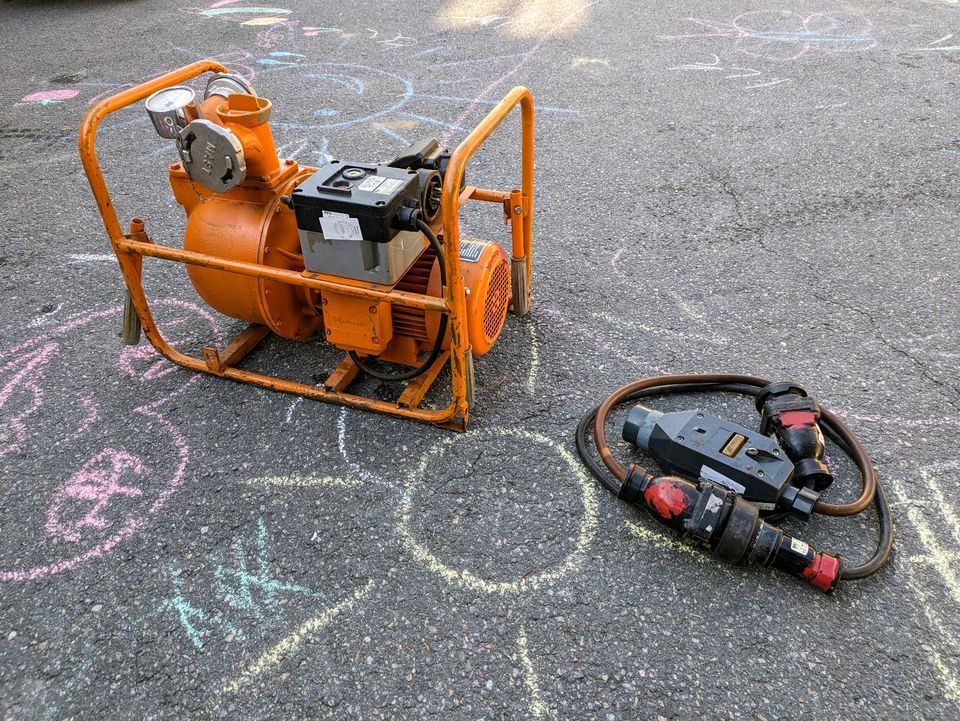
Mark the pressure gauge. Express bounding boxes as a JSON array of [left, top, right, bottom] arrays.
[[145, 85, 196, 139]]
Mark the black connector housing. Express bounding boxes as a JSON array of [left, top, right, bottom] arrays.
[[290, 162, 420, 244], [622, 405, 798, 511]]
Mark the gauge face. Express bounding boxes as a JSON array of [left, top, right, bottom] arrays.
[[146, 86, 195, 112]]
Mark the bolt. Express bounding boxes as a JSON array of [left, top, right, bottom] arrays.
[[372, 337, 380, 345], [321, 297, 328, 305], [677, 436, 684, 441], [325, 328, 331, 336], [746, 447, 758, 456], [696, 413, 704, 418], [369, 305, 378, 313], [773, 449, 780, 456], [757, 470, 764, 477], [513, 205, 522, 214]]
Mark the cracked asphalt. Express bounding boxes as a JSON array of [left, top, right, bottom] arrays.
[[1, 0, 959, 719]]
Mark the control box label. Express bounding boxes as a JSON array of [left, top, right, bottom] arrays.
[[319, 211, 363, 241]]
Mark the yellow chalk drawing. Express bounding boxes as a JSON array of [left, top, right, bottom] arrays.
[[221, 579, 375, 694], [242, 16, 288, 26], [594, 310, 729, 347], [437, 0, 595, 38], [526, 320, 540, 396], [571, 56, 610, 67], [896, 461, 960, 704], [397, 427, 599, 595], [244, 474, 361, 488], [518, 627, 553, 718], [930, 649, 960, 703], [919, 467, 960, 545], [624, 519, 716, 565]]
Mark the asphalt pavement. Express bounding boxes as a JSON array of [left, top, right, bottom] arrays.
[[1, 0, 959, 719]]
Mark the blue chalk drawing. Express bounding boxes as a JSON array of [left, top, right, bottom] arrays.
[[375, 124, 412, 146], [214, 519, 322, 619], [158, 569, 245, 651], [158, 520, 321, 650]]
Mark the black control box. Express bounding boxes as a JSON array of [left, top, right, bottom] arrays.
[[290, 162, 420, 244]]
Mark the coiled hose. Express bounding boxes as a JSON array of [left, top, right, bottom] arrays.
[[575, 373, 892, 580]]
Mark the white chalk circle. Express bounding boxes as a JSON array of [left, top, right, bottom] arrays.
[[397, 427, 599, 595]]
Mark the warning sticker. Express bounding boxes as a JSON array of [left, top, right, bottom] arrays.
[[320, 211, 363, 241], [459, 240, 486, 263], [357, 176, 385, 193], [790, 538, 810, 556], [373, 178, 405, 195]]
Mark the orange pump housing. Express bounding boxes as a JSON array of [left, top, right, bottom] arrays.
[[170, 91, 510, 367]]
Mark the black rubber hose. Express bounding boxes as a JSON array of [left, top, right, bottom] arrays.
[[575, 378, 892, 580], [349, 219, 448, 382], [817, 420, 893, 580]]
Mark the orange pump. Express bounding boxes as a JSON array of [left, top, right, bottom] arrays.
[[79, 61, 534, 430]]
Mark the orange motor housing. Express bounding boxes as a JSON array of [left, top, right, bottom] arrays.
[[168, 90, 510, 369]]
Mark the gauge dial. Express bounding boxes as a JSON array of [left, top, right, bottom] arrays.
[[145, 86, 197, 139]]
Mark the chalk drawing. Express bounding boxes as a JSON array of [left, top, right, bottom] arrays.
[[667, 53, 847, 104], [16, 88, 79, 106], [28, 303, 64, 328], [527, 319, 541, 395], [179, 2, 293, 25], [659, 11, 877, 62], [18, 660, 93, 721], [438, 0, 600, 145], [746, 77, 792, 90], [397, 426, 599, 595], [215, 520, 324, 618], [72, 16, 582, 174], [0, 342, 58, 459], [44, 449, 147, 543], [336, 408, 402, 493], [540, 305, 672, 375], [893, 460, 960, 703], [438, 0, 597, 39], [592, 310, 730, 347], [245, 474, 361, 488], [625, 519, 731, 571], [518, 627, 554, 718], [158, 568, 246, 651], [571, 56, 610, 67], [159, 519, 325, 650], [221, 579, 376, 694], [67, 253, 116, 264], [0, 299, 221, 582]]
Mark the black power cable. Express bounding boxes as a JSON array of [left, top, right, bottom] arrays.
[[575, 377, 892, 582], [349, 219, 448, 382]]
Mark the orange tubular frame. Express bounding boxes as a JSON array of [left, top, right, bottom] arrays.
[[79, 60, 534, 430]]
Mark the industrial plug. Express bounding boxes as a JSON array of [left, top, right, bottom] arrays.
[[755, 383, 833, 491], [622, 405, 820, 517], [618, 469, 843, 592]]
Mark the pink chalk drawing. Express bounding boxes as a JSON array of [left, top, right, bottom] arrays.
[[0, 342, 58, 459], [45, 450, 146, 543], [178, 1, 293, 26], [18, 88, 80, 105], [659, 11, 877, 62], [0, 299, 223, 582]]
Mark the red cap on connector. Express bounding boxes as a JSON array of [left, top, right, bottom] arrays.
[[803, 553, 842, 593]]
